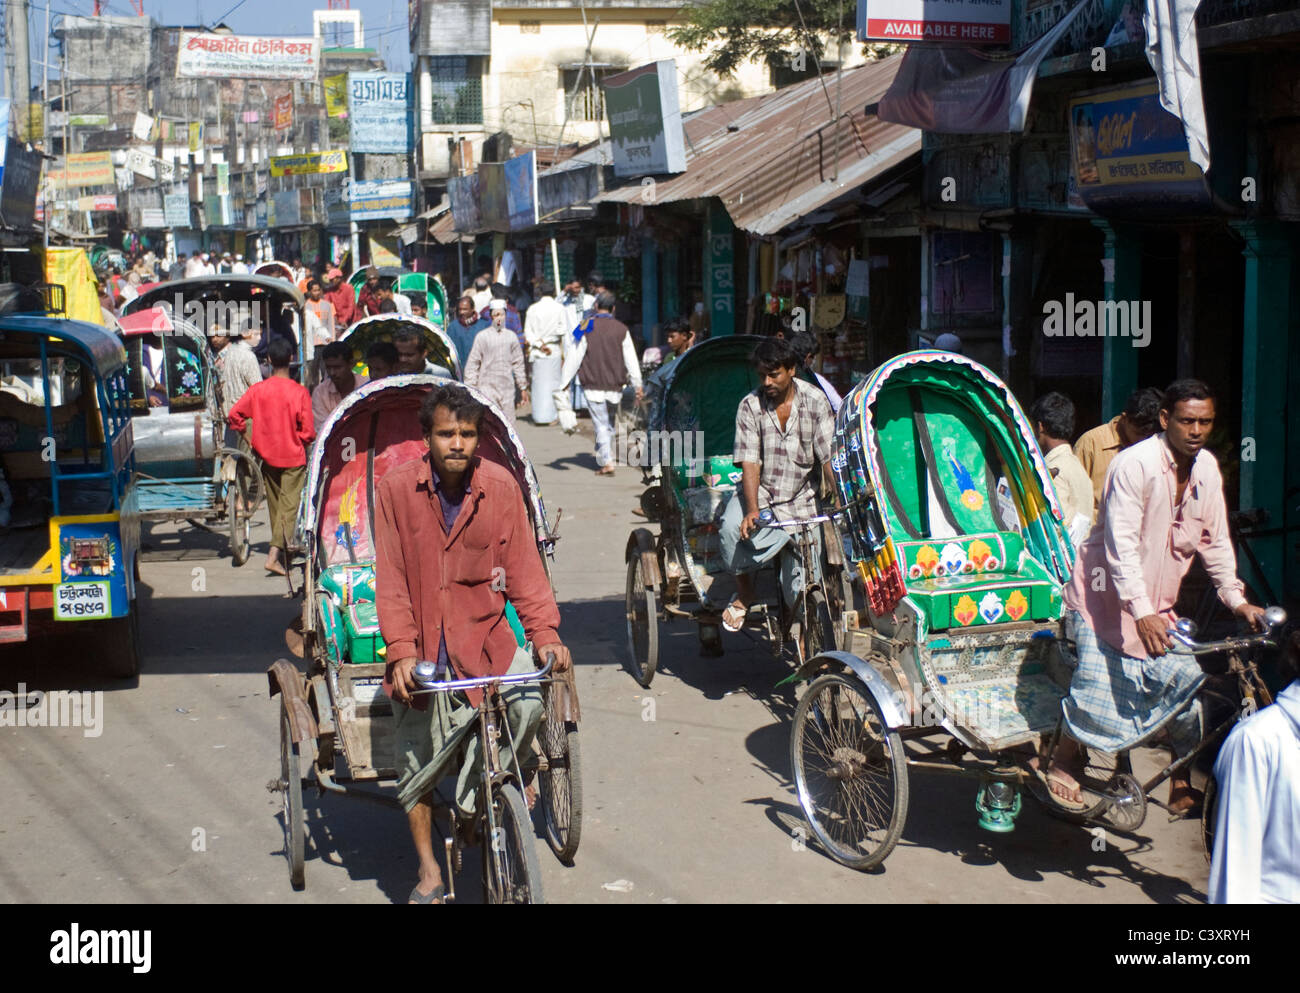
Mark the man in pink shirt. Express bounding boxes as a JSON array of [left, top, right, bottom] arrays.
[[1040, 380, 1267, 813], [311, 341, 369, 432], [227, 338, 315, 575]]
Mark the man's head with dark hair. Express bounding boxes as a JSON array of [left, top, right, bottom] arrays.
[[665, 317, 694, 356], [321, 341, 352, 364], [392, 325, 427, 375], [594, 290, 616, 313], [1160, 378, 1215, 461], [322, 341, 356, 393], [1118, 386, 1164, 445], [267, 336, 295, 369], [751, 336, 800, 373], [457, 295, 478, 323], [378, 298, 398, 314], [419, 384, 485, 489], [473, 275, 489, 292], [1028, 391, 1076, 445], [786, 331, 820, 365], [366, 341, 399, 379], [408, 291, 427, 316], [491, 282, 510, 301], [535, 278, 555, 298], [587, 271, 605, 293]]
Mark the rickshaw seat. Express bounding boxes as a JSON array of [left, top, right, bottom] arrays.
[[317, 562, 527, 664], [892, 531, 1063, 629]]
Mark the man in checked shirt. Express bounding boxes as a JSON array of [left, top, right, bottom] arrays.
[[719, 337, 836, 633]]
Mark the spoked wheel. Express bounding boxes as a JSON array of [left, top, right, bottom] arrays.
[[227, 484, 250, 566], [538, 685, 583, 864], [224, 449, 263, 568], [1042, 747, 1146, 831], [800, 588, 838, 662], [625, 554, 659, 687], [482, 783, 544, 904], [791, 672, 909, 870], [279, 703, 306, 889], [1201, 775, 1219, 861]]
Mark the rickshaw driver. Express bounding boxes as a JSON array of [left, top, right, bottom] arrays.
[[719, 337, 836, 633], [1037, 380, 1267, 812], [375, 383, 572, 904]]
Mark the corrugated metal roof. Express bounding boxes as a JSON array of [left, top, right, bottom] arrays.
[[595, 55, 920, 236]]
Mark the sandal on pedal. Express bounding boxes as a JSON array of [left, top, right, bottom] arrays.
[[408, 883, 445, 905], [1168, 786, 1204, 818], [721, 601, 748, 633], [1032, 764, 1088, 811]]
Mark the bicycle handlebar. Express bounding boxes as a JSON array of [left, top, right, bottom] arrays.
[[410, 653, 556, 695], [1167, 606, 1287, 655]]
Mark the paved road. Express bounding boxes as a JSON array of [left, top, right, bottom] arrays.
[[0, 416, 1213, 903]]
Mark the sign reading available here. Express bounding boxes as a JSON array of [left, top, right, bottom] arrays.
[[857, 0, 1011, 44]]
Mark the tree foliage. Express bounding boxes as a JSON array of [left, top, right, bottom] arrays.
[[668, 0, 899, 78]]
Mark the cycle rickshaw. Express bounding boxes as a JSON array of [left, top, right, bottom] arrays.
[[115, 307, 263, 565], [339, 313, 462, 380], [624, 335, 850, 687], [266, 375, 580, 901], [784, 349, 1287, 870]]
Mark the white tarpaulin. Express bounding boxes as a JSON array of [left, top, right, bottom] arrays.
[[1144, 0, 1210, 171]]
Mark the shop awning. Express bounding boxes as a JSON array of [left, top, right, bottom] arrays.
[[594, 55, 920, 236]]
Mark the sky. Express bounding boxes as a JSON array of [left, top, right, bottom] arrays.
[[25, 0, 412, 75]]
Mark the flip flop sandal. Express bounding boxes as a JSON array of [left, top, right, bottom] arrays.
[[721, 602, 747, 633], [408, 883, 446, 905], [1031, 765, 1088, 811]]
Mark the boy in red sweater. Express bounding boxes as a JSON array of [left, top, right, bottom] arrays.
[[228, 337, 315, 575]]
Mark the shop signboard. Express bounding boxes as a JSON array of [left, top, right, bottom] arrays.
[[448, 172, 482, 232], [856, 0, 1011, 43], [274, 93, 294, 132], [176, 32, 321, 81], [1068, 79, 1211, 211], [347, 72, 411, 153], [325, 74, 349, 117], [603, 60, 686, 178], [504, 151, 537, 231], [52, 151, 116, 188], [164, 191, 191, 228], [348, 179, 415, 221], [269, 150, 347, 177], [477, 161, 508, 233]]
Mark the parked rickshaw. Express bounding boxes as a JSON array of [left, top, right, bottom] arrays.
[[253, 261, 295, 282], [0, 308, 143, 677], [624, 336, 850, 687], [339, 313, 461, 380], [347, 265, 406, 300], [784, 350, 1287, 870], [267, 375, 580, 900], [395, 272, 448, 329], [123, 274, 308, 380], [114, 308, 263, 566]]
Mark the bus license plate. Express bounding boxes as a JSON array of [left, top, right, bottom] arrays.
[[54, 582, 112, 621]]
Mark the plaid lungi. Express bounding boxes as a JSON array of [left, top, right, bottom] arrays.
[[1061, 610, 1204, 756]]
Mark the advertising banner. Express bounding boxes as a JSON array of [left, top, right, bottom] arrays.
[[504, 151, 537, 231], [269, 150, 347, 177], [348, 179, 415, 221], [215, 161, 230, 197], [347, 72, 411, 153], [325, 74, 349, 118], [857, 0, 1011, 44], [368, 235, 401, 267], [1068, 79, 1211, 211], [274, 93, 294, 132], [176, 32, 321, 81], [139, 207, 167, 228], [1, 138, 42, 229], [477, 162, 508, 233], [132, 111, 155, 141], [189, 122, 204, 153], [125, 148, 177, 182], [78, 194, 119, 212], [603, 61, 687, 178], [53, 152, 116, 188]]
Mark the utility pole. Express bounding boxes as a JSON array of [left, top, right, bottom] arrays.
[[42, 0, 50, 249], [9, 0, 32, 141]]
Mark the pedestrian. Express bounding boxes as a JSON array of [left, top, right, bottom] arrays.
[[1074, 386, 1164, 513], [464, 299, 528, 425], [304, 278, 337, 346], [581, 272, 608, 320], [290, 257, 307, 286], [357, 268, 384, 317], [557, 290, 642, 475], [312, 341, 369, 432], [365, 340, 399, 380], [211, 325, 262, 426], [169, 254, 187, 281], [559, 277, 593, 335], [468, 273, 491, 313], [1027, 391, 1093, 548], [380, 282, 413, 317], [933, 331, 964, 354], [226, 337, 314, 576], [478, 282, 522, 336], [1208, 630, 1300, 904], [787, 331, 842, 412], [1038, 379, 1268, 812], [323, 266, 357, 330], [231, 253, 250, 275], [447, 294, 490, 368], [522, 279, 566, 426]]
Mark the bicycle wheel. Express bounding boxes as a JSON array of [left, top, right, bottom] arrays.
[[228, 483, 251, 566], [1201, 774, 1219, 862], [538, 693, 583, 865], [625, 554, 659, 687], [481, 783, 545, 904], [279, 703, 305, 889], [802, 588, 838, 659], [791, 672, 909, 870]]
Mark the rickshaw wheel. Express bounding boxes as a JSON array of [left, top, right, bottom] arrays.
[[482, 783, 544, 904], [1200, 775, 1218, 861], [803, 589, 838, 660], [101, 601, 143, 679], [538, 687, 583, 864], [626, 555, 659, 687], [228, 485, 251, 566], [279, 703, 306, 889], [791, 671, 909, 871]]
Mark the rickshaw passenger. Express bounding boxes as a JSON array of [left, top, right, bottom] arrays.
[[719, 336, 835, 633], [1043, 380, 1267, 812], [311, 341, 368, 432], [391, 325, 451, 378], [374, 384, 571, 905], [365, 341, 399, 380]]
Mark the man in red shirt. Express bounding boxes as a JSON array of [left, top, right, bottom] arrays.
[[323, 267, 357, 331], [357, 267, 384, 317], [375, 383, 571, 904], [227, 337, 315, 575]]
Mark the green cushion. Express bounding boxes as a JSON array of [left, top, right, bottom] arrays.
[[894, 532, 1025, 580], [343, 602, 385, 663], [319, 563, 376, 607]]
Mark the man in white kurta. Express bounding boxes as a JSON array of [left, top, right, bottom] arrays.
[[464, 299, 528, 426], [1208, 670, 1300, 904], [523, 281, 567, 426]]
